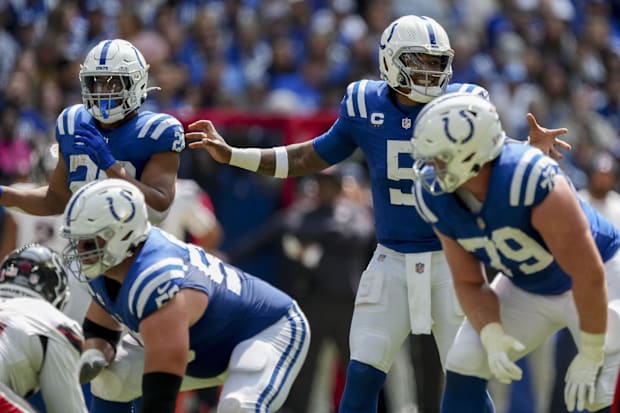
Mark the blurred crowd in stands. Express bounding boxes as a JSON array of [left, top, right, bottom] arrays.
[[2, 0, 620, 412], [2, 0, 620, 188]]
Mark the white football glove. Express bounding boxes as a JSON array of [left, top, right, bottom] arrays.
[[564, 331, 605, 412], [78, 348, 109, 384], [480, 322, 526, 384]]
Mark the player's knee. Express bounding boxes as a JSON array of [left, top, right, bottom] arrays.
[[217, 397, 243, 413], [445, 341, 488, 377], [349, 329, 393, 372]]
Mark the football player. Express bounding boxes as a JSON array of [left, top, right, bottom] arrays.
[[61, 179, 310, 413], [185, 15, 569, 412], [0, 38, 185, 411], [410, 92, 620, 412], [0, 244, 86, 413], [0, 38, 184, 224]]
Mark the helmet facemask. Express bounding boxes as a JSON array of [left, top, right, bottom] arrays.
[[389, 49, 453, 102], [413, 149, 484, 195], [63, 234, 112, 282], [80, 74, 140, 124]]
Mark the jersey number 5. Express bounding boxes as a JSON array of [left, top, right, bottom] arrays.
[[386, 140, 416, 206]]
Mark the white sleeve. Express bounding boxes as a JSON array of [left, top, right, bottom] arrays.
[[38, 339, 88, 413]]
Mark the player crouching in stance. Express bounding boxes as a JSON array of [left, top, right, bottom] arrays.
[[410, 92, 620, 413], [0, 244, 87, 413], [61, 179, 309, 413]]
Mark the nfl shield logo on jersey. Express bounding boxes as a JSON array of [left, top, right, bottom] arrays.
[[415, 262, 424, 273], [402, 117, 412, 130]]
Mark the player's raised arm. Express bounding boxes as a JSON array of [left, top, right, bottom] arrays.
[[186, 120, 330, 177]]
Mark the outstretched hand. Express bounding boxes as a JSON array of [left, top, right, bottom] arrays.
[[185, 120, 232, 164], [526, 113, 570, 160]]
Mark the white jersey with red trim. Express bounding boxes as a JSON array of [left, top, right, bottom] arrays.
[[0, 298, 86, 413]]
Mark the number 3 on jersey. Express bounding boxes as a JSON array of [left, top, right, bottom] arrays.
[[387, 140, 416, 205]]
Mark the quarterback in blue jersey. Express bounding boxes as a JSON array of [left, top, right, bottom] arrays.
[[60, 179, 310, 413], [411, 92, 620, 413], [0, 38, 184, 225], [186, 15, 568, 413]]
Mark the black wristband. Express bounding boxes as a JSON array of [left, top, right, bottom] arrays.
[[82, 318, 122, 350], [141, 372, 182, 413]]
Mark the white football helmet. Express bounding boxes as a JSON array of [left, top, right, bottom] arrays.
[[61, 179, 151, 280], [411, 92, 506, 194], [379, 15, 454, 103], [79, 39, 150, 124]]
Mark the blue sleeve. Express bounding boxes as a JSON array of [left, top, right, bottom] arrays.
[[55, 105, 90, 142], [129, 264, 186, 321], [136, 113, 185, 153], [312, 118, 358, 164], [508, 150, 561, 208]]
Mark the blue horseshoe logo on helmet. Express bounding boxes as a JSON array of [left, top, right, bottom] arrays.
[[443, 109, 475, 143], [107, 190, 136, 222]]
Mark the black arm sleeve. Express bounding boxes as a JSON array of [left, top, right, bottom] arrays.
[[82, 318, 122, 349], [141, 372, 183, 413]]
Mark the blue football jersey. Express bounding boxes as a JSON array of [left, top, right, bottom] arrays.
[[87, 227, 294, 378], [312, 80, 488, 253], [55, 105, 185, 193], [413, 144, 620, 295]]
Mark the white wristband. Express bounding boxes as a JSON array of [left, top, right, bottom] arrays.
[[579, 330, 605, 363], [229, 148, 261, 172], [480, 322, 505, 349], [273, 146, 289, 178]]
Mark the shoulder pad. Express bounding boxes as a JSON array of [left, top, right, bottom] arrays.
[[508, 149, 559, 207], [55, 105, 90, 137], [341, 80, 374, 119]]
